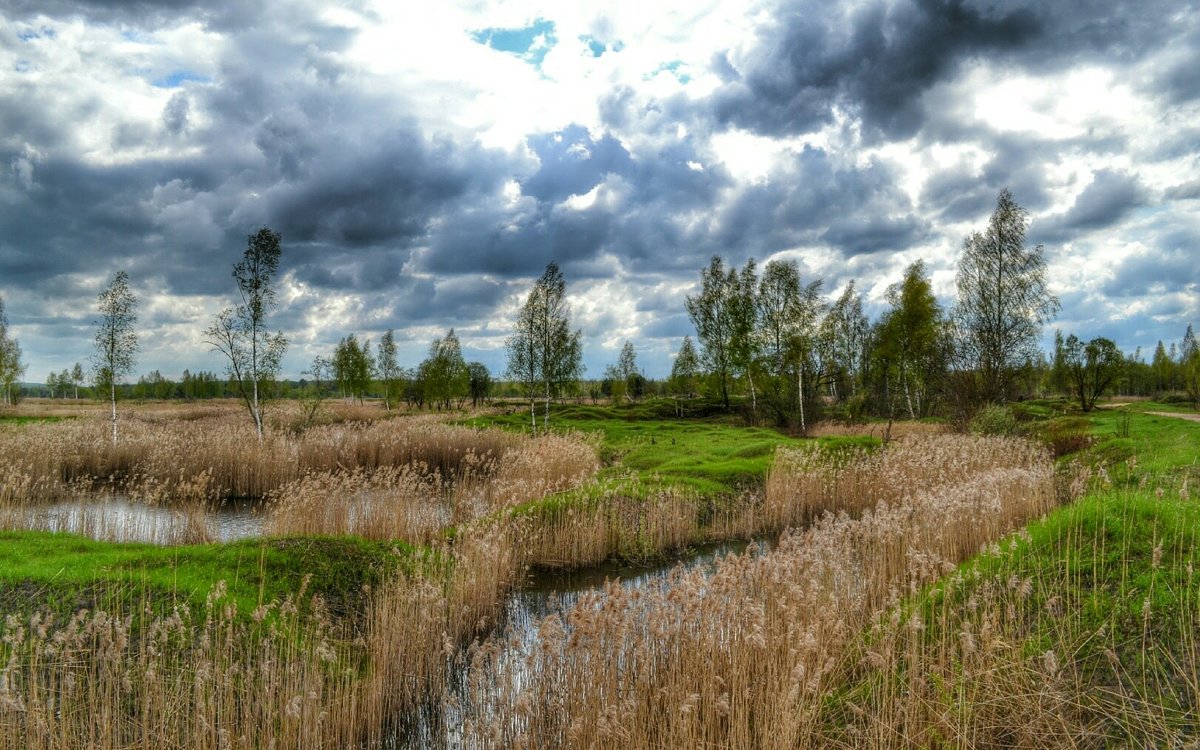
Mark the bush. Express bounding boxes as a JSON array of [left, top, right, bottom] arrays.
[[1041, 416, 1091, 457], [970, 404, 1018, 436], [1158, 392, 1193, 405]]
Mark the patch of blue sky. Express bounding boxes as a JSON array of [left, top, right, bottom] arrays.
[[152, 70, 209, 88], [649, 60, 691, 84], [14, 60, 31, 73], [18, 25, 55, 42], [580, 35, 624, 58], [471, 18, 557, 67]]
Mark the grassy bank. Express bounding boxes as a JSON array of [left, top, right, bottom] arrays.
[[813, 404, 1200, 746], [0, 531, 414, 625]]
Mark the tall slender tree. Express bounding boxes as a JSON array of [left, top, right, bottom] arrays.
[[1182, 324, 1200, 409], [506, 263, 583, 428], [616, 341, 640, 402], [0, 295, 25, 406], [756, 259, 824, 431], [376, 329, 400, 411], [92, 271, 138, 444], [334, 334, 373, 403], [685, 256, 739, 409], [203, 228, 288, 440], [70, 362, 84, 399], [953, 189, 1059, 403], [818, 281, 868, 403], [873, 261, 950, 419]]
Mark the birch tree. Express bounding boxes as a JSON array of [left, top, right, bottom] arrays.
[[92, 271, 138, 444], [0, 296, 25, 406], [685, 256, 739, 409], [506, 263, 583, 429], [953, 189, 1059, 403], [203, 228, 287, 440], [756, 259, 824, 431], [873, 261, 949, 419], [376, 329, 400, 411]]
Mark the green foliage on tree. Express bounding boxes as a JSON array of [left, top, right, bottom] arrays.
[[204, 228, 288, 440], [375, 330, 400, 411], [0, 296, 23, 406], [421, 329, 469, 409], [685, 256, 742, 409], [467, 361, 491, 407], [1062, 334, 1124, 411], [872, 261, 951, 419], [505, 263, 584, 428], [334, 334, 374, 403], [92, 271, 138, 444], [953, 189, 1059, 403], [756, 259, 825, 431], [1182, 324, 1200, 409], [817, 280, 867, 405], [668, 336, 701, 405]]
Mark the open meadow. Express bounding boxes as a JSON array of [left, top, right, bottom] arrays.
[[0, 397, 1197, 748]]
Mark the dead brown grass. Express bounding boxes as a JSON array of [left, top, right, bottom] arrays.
[[452, 434, 1058, 749]]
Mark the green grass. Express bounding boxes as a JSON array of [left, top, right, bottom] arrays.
[[0, 531, 416, 624], [468, 401, 876, 497], [824, 407, 1200, 743]]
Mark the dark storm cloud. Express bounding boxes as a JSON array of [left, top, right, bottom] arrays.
[[1033, 169, 1146, 243], [416, 123, 734, 278], [640, 313, 694, 340], [1, 0, 310, 32], [714, 146, 928, 258], [1102, 236, 1200, 298], [709, 0, 1194, 141], [1165, 180, 1200, 201], [711, 0, 1040, 139], [521, 125, 634, 203]]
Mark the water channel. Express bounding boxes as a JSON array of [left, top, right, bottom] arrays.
[[395, 537, 773, 748]]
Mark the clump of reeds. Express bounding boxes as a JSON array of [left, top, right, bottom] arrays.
[[0, 521, 532, 749], [450, 433, 1058, 749], [0, 405, 524, 503], [265, 432, 600, 545]]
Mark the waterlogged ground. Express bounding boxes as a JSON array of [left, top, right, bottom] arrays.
[[398, 538, 771, 749], [6, 496, 262, 544]]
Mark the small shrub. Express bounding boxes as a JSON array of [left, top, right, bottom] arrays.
[[970, 405, 1018, 436], [1042, 417, 1091, 457]]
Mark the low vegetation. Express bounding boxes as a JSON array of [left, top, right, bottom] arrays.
[[0, 398, 1195, 748]]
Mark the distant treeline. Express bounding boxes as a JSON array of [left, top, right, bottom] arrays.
[[4, 190, 1198, 430]]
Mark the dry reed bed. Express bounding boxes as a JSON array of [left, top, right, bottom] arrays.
[[512, 433, 1047, 572], [449, 434, 1057, 749], [266, 432, 600, 544], [0, 524, 528, 750], [0, 410, 524, 503]]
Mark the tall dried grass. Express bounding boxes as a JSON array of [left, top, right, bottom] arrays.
[[451, 434, 1058, 749], [0, 523, 529, 750], [266, 432, 599, 544], [0, 406, 522, 504]]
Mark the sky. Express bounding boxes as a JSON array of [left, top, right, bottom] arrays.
[[0, 0, 1197, 381]]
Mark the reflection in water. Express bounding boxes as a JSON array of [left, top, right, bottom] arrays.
[[398, 538, 771, 749], [8, 497, 262, 544]]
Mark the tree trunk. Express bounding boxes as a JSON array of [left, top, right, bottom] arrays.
[[110, 380, 118, 446], [902, 366, 916, 420], [797, 365, 806, 435]]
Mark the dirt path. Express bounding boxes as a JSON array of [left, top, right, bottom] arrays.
[[1147, 411, 1200, 423]]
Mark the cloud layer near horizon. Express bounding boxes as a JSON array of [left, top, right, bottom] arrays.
[[1, 0, 1197, 379]]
